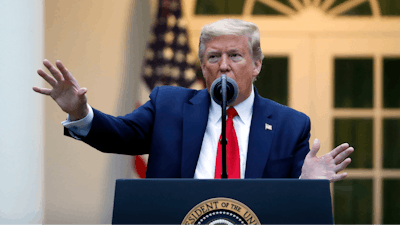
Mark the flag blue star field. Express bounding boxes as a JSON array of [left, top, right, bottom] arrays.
[[142, 0, 199, 89]]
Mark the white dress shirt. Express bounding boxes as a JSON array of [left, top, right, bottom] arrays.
[[62, 87, 255, 179], [61, 104, 94, 139], [194, 86, 254, 179]]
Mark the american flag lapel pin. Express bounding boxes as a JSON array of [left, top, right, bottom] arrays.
[[265, 123, 272, 130]]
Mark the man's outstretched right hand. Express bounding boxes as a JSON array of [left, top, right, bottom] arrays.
[[33, 59, 89, 121]]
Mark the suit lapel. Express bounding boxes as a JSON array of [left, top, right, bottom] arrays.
[[181, 89, 211, 178], [245, 90, 276, 178]]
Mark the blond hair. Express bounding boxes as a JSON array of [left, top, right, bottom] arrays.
[[198, 19, 264, 63]]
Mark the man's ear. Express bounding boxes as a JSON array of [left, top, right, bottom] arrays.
[[253, 59, 262, 76], [200, 62, 207, 77]]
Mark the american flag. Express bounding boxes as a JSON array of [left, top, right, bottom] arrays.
[[142, 0, 199, 89], [134, 0, 202, 178]]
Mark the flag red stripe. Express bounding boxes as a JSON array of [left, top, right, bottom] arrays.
[[134, 156, 147, 179]]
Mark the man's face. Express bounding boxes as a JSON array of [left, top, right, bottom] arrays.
[[201, 35, 262, 106]]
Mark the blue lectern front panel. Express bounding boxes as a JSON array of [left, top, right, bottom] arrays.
[[112, 179, 333, 224]]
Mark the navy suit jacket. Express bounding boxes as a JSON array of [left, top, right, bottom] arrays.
[[68, 86, 310, 178]]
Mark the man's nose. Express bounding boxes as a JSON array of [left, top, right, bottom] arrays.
[[219, 55, 230, 72]]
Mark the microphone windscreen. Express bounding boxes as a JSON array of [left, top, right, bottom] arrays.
[[210, 75, 239, 106]]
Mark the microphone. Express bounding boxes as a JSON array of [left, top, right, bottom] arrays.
[[210, 74, 239, 178], [210, 74, 239, 106]]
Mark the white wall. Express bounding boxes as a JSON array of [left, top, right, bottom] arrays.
[[43, 0, 152, 223], [0, 0, 44, 223]]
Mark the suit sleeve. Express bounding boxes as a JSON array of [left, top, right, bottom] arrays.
[[64, 87, 160, 156], [291, 116, 311, 178]]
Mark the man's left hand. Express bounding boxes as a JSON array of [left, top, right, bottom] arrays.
[[300, 139, 354, 182]]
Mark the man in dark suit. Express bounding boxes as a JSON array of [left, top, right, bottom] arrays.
[[33, 19, 353, 181]]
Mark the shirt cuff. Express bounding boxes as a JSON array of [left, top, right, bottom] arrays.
[[61, 105, 94, 139]]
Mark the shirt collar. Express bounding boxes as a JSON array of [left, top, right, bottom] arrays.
[[209, 85, 254, 126]]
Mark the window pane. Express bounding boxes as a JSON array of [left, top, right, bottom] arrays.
[[275, 0, 295, 10], [276, 0, 295, 10], [252, 1, 284, 15], [383, 58, 400, 108], [334, 58, 373, 108], [383, 119, 400, 169], [339, 1, 372, 16], [328, 0, 373, 16], [379, 0, 400, 16], [195, 0, 245, 15], [329, 0, 347, 10], [334, 119, 373, 168], [254, 56, 288, 105], [383, 179, 400, 224], [334, 179, 373, 224]]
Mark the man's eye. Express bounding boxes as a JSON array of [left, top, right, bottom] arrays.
[[230, 54, 242, 60], [208, 55, 219, 62]]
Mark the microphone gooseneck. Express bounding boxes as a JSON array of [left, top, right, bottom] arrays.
[[210, 75, 239, 106]]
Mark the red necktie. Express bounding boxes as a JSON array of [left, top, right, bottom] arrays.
[[215, 107, 240, 179]]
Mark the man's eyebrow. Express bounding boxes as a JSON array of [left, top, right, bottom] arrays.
[[206, 50, 220, 55], [206, 48, 242, 55], [205, 51, 221, 58], [227, 48, 242, 53]]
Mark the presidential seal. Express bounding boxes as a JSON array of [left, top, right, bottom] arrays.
[[182, 198, 260, 225]]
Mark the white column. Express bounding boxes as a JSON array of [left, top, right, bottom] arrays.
[[0, 0, 44, 223]]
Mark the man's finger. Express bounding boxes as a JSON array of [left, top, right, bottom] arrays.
[[334, 147, 354, 164], [33, 87, 52, 95], [330, 142, 350, 158], [308, 138, 320, 158], [335, 158, 351, 173], [56, 60, 74, 81], [37, 69, 57, 87], [78, 87, 87, 96], [43, 59, 64, 82], [330, 172, 347, 183]]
